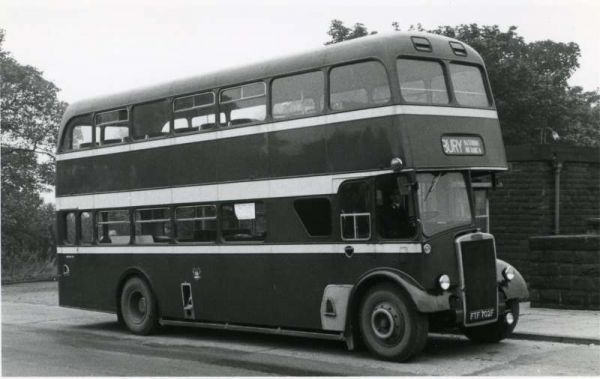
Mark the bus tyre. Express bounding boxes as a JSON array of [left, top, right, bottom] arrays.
[[359, 284, 428, 362], [120, 277, 159, 335], [463, 300, 519, 343]]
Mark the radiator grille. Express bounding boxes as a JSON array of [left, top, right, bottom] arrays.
[[459, 237, 498, 326]]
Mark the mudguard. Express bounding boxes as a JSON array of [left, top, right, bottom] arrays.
[[349, 268, 451, 314], [496, 259, 529, 301]]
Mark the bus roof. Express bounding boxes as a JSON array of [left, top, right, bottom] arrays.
[[59, 32, 485, 131]]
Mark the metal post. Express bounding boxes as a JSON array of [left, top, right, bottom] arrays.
[[553, 158, 563, 235]]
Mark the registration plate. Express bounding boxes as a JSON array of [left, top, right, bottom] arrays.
[[468, 308, 495, 322]]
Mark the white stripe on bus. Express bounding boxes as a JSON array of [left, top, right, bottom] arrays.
[[55, 170, 392, 210], [56, 105, 498, 162], [57, 243, 422, 255]]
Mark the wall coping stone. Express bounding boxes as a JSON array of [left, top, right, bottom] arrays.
[[506, 144, 600, 163], [529, 235, 600, 251]]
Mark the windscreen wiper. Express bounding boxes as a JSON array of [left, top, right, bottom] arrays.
[[424, 173, 442, 201]]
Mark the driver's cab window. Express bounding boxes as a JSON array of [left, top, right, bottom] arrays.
[[338, 181, 371, 241], [375, 175, 416, 239]]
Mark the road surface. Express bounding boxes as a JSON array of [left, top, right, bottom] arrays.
[[2, 281, 599, 376]]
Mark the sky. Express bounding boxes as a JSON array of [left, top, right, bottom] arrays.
[[1, 0, 599, 104]]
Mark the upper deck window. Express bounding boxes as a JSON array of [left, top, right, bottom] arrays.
[[95, 109, 130, 145], [132, 100, 171, 140], [62, 115, 94, 151], [397, 59, 449, 104], [173, 92, 216, 133], [219, 82, 266, 126], [272, 71, 324, 120], [71, 124, 93, 149], [449, 63, 490, 107], [330, 61, 391, 112]]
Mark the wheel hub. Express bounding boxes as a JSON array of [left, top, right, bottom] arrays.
[[138, 297, 147, 314], [371, 303, 403, 340]]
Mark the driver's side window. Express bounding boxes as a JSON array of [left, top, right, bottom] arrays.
[[375, 175, 416, 239], [338, 181, 371, 241]]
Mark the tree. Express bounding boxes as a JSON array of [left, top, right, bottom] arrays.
[[1, 29, 67, 280], [325, 21, 600, 147], [326, 19, 377, 45]]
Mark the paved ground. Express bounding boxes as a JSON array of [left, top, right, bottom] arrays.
[[2, 282, 600, 376], [515, 302, 600, 344]]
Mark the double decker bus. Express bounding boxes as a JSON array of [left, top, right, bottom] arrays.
[[56, 32, 528, 361]]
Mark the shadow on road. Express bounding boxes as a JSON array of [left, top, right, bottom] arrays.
[[71, 318, 480, 362]]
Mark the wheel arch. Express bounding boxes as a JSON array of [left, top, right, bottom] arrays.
[[115, 267, 160, 319], [344, 268, 450, 342]]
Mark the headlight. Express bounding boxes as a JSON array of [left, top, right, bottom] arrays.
[[438, 274, 451, 290], [503, 266, 515, 281]]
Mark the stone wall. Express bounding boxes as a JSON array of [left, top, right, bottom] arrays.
[[489, 145, 600, 277], [528, 235, 600, 310]]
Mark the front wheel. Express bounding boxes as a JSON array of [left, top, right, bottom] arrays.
[[359, 284, 428, 362], [463, 300, 519, 343], [120, 276, 159, 335]]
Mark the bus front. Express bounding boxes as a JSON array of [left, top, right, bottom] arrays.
[[350, 35, 530, 360]]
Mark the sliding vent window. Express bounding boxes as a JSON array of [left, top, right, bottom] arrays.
[[174, 205, 217, 243], [132, 100, 171, 140], [97, 210, 130, 244], [338, 181, 371, 241], [95, 109, 129, 145], [173, 92, 216, 133], [272, 71, 324, 120], [330, 61, 390, 111], [135, 208, 171, 244], [450, 63, 490, 107], [221, 202, 266, 241], [397, 59, 449, 104], [219, 82, 266, 126]]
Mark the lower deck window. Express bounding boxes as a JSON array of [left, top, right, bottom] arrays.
[[97, 210, 130, 244], [64, 212, 76, 245], [339, 181, 371, 241], [294, 198, 331, 237], [80, 211, 93, 244], [175, 205, 217, 242], [134, 208, 171, 244], [221, 202, 266, 241]]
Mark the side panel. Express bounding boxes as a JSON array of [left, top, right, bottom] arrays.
[[58, 249, 420, 330]]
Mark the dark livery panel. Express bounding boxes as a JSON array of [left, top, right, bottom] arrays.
[[59, 250, 420, 330], [56, 114, 505, 196]]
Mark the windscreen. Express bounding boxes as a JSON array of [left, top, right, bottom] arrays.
[[417, 172, 472, 236]]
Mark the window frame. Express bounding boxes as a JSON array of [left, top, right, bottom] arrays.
[[218, 81, 268, 128], [337, 179, 373, 242], [395, 56, 451, 106], [270, 69, 326, 122], [95, 208, 132, 245], [219, 201, 267, 243], [130, 99, 173, 141], [93, 107, 131, 147], [173, 204, 218, 244], [327, 58, 393, 114], [448, 61, 492, 108], [293, 197, 332, 238], [172, 91, 217, 135]]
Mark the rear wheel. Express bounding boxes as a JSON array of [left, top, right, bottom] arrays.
[[120, 276, 159, 335], [359, 284, 428, 362], [463, 300, 519, 343]]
